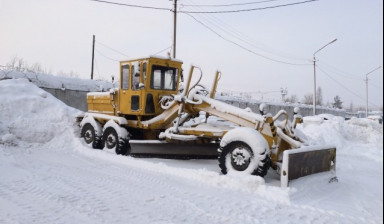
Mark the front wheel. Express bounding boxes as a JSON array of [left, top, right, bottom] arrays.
[[218, 128, 271, 177]]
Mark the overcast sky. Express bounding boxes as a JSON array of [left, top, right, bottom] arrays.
[[1, 0, 383, 110]]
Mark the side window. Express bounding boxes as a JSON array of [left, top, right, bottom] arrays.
[[131, 65, 141, 90], [164, 69, 176, 90], [143, 62, 147, 85], [121, 64, 129, 90], [152, 69, 161, 89]]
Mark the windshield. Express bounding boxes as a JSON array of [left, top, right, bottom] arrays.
[[150, 65, 178, 91]]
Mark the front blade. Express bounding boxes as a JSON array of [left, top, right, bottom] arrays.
[[281, 145, 336, 187]]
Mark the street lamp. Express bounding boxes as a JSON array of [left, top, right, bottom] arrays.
[[313, 38, 337, 115], [365, 66, 381, 118]]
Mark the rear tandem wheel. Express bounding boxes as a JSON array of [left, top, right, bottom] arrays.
[[102, 126, 131, 155]]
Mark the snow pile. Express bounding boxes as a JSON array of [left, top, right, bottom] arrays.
[[346, 117, 383, 144], [0, 78, 80, 146], [298, 115, 383, 162], [0, 69, 114, 91]]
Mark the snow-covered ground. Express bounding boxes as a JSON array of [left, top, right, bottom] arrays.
[[0, 78, 382, 224]]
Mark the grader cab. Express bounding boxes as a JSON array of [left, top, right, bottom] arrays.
[[80, 56, 336, 187]]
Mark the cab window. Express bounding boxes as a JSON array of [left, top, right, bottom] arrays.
[[131, 65, 140, 90], [150, 65, 178, 91], [121, 64, 129, 90]]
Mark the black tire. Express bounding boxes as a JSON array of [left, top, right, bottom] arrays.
[[103, 127, 118, 149], [103, 127, 131, 155], [80, 123, 103, 149], [218, 141, 271, 177]]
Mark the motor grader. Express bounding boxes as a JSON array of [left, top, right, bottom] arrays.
[[79, 56, 336, 187]]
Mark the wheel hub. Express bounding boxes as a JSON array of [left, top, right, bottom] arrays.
[[106, 134, 117, 148], [84, 130, 93, 142], [231, 148, 252, 171]]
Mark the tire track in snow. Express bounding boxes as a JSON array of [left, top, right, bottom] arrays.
[[0, 143, 375, 224], [73, 145, 365, 224]]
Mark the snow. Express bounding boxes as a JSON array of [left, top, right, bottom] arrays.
[[103, 120, 129, 140], [1, 70, 114, 92], [80, 115, 103, 137], [83, 112, 128, 126], [0, 78, 383, 224], [87, 91, 112, 98], [196, 94, 264, 123]]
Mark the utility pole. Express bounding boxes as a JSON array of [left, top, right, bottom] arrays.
[[364, 66, 381, 117], [313, 56, 317, 115], [172, 0, 177, 58], [91, 35, 95, 80], [312, 38, 337, 115]]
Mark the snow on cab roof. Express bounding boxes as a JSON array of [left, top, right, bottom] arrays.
[[120, 55, 183, 63]]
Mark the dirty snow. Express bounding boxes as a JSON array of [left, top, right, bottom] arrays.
[[0, 79, 382, 224]]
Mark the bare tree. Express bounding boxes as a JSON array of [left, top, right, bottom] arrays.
[[302, 94, 313, 105], [29, 63, 45, 73], [6, 56, 49, 74], [286, 94, 298, 103], [6, 56, 26, 71]]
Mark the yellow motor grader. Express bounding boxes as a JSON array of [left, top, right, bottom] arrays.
[[79, 56, 336, 187]]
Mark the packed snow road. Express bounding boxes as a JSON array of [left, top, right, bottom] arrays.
[[0, 79, 382, 224]]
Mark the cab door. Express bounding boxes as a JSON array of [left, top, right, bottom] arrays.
[[119, 62, 143, 115], [119, 63, 132, 114], [129, 62, 142, 113]]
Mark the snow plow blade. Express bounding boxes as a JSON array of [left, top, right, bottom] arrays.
[[129, 140, 219, 159], [280, 145, 336, 187]]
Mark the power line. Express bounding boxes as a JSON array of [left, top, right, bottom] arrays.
[[183, 0, 310, 62], [91, 0, 319, 14], [181, 0, 285, 7], [184, 13, 311, 66], [316, 65, 381, 108], [179, 0, 319, 13], [318, 61, 362, 80], [318, 61, 383, 90], [370, 82, 383, 90], [96, 41, 130, 58], [89, 0, 171, 11], [95, 49, 120, 62], [152, 46, 172, 56]]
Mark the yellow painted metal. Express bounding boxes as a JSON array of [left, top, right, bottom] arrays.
[[88, 56, 182, 119], [118, 57, 182, 116], [87, 92, 117, 115], [209, 71, 221, 99], [87, 61, 292, 152]]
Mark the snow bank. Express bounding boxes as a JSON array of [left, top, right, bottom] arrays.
[[0, 69, 114, 91], [298, 115, 383, 162], [0, 79, 80, 146]]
